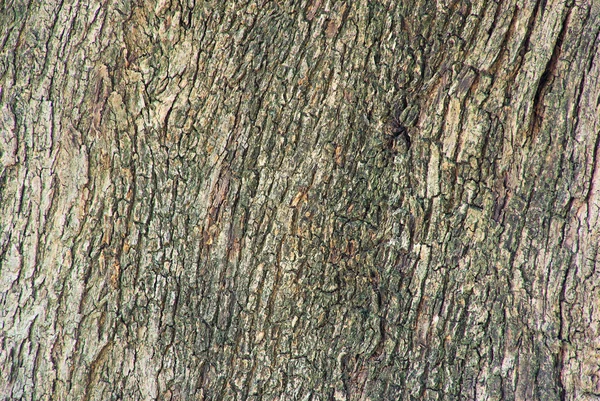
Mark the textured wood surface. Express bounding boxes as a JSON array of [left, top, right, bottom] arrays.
[[1, 1, 600, 400]]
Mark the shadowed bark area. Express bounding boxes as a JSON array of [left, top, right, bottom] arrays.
[[1, 1, 600, 400]]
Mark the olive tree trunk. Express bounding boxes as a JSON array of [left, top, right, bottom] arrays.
[[1, 1, 600, 400]]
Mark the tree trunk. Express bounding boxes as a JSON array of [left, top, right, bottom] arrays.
[[1, 1, 599, 400]]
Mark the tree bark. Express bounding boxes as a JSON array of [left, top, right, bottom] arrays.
[[1, 0, 600, 400]]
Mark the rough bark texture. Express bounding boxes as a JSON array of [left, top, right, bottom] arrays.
[[1, 0, 600, 400]]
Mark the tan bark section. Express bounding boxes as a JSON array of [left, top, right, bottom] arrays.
[[1, 1, 599, 400]]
